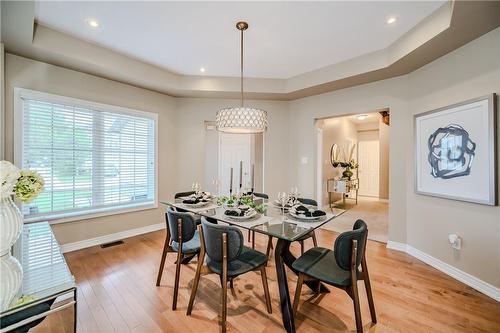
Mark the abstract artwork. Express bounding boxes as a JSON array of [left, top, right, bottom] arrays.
[[427, 124, 476, 179], [415, 94, 497, 205]]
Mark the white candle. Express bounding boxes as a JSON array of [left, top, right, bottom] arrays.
[[230, 167, 233, 194], [239, 161, 243, 189], [251, 164, 255, 190]]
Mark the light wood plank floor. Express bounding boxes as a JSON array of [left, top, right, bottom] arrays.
[[33, 228, 500, 333]]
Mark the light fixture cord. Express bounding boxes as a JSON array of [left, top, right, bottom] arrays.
[[240, 27, 244, 107]]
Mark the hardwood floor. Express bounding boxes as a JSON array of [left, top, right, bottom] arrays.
[[33, 228, 500, 333]]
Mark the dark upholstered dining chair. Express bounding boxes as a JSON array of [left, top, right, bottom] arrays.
[[292, 219, 376, 333], [187, 219, 272, 333], [156, 208, 201, 310], [174, 191, 196, 199], [174, 191, 202, 224]]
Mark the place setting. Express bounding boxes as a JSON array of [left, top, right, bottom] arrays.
[[177, 182, 218, 211]]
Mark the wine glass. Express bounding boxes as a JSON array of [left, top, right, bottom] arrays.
[[192, 181, 201, 195], [212, 179, 220, 196], [289, 186, 299, 204], [277, 192, 289, 219]]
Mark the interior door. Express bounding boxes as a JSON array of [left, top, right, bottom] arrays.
[[218, 133, 252, 195], [358, 140, 380, 197]]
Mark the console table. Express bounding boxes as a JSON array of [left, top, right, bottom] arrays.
[[0, 222, 76, 333], [327, 178, 359, 208]]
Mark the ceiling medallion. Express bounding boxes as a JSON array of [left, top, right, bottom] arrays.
[[216, 21, 268, 134]]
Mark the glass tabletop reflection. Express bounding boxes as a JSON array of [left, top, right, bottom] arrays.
[[160, 198, 345, 242], [2, 222, 76, 315]]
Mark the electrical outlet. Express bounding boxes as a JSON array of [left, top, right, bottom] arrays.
[[448, 234, 461, 250]]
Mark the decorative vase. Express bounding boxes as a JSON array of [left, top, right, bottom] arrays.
[[0, 197, 23, 256], [342, 168, 353, 180], [0, 196, 24, 311], [0, 254, 23, 311]]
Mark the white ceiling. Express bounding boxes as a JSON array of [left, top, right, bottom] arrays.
[[35, 1, 445, 79]]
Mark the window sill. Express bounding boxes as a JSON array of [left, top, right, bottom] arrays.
[[24, 201, 159, 225]]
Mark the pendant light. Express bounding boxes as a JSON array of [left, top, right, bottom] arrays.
[[216, 21, 268, 133]]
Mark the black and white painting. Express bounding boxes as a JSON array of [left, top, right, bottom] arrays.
[[415, 94, 497, 205]]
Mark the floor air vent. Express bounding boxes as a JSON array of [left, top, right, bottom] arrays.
[[100, 240, 124, 248]]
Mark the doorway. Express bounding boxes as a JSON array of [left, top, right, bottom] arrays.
[[315, 110, 389, 243], [358, 140, 380, 197], [218, 133, 264, 196]]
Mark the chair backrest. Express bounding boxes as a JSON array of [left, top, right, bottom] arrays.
[[297, 197, 318, 207], [166, 208, 197, 243], [201, 218, 243, 263], [334, 219, 368, 271], [253, 192, 269, 199], [175, 191, 196, 199]]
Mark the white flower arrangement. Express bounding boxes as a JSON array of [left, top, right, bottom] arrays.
[[0, 161, 44, 203]]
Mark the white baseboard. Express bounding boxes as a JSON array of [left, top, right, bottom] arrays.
[[386, 241, 500, 302], [60, 222, 165, 253], [386, 241, 407, 252]]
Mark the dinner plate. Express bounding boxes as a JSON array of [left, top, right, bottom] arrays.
[[224, 210, 258, 220], [183, 201, 211, 208], [289, 210, 321, 221]]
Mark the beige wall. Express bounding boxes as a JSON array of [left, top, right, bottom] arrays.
[[4, 27, 499, 290], [1, 43, 4, 159], [174, 98, 290, 197], [289, 76, 408, 243], [406, 28, 500, 287], [319, 117, 358, 205], [378, 119, 390, 199], [4, 54, 177, 244], [4, 55, 292, 245], [289, 27, 500, 287]]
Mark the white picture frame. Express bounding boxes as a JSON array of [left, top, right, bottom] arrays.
[[414, 94, 497, 206]]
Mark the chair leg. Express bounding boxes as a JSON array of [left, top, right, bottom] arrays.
[[266, 236, 273, 258], [172, 219, 183, 311], [186, 254, 203, 315], [362, 259, 377, 323], [247, 229, 251, 242], [221, 233, 228, 333], [312, 231, 318, 247], [172, 250, 182, 310], [259, 266, 272, 314], [293, 273, 304, 316], [188, 225, 205, 315], [350, 239, 363, 333], [351, 282, 363, 333], [300, 240, 304, 255], [156, 236, 169, 286], [252, 230, 255, 249]]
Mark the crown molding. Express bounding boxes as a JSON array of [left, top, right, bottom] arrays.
[[2, 0, 499, 101]]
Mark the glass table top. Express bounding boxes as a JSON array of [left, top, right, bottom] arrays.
[[1, 222, 75, 315], [160, 197, 345, 242]]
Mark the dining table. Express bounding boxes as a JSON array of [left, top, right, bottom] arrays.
[[161, 196, 345, 333]]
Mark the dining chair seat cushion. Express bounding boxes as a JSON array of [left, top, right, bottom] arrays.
[[292, 247, 360, 287], [206, 246, 267, 277], [171, 230, 201, 254]]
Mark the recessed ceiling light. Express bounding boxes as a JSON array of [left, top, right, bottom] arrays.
[[386, 17, 397, 25], [357, 114, 368, 120], [85, 19, 99, 28], [200, 67, 206, 73]]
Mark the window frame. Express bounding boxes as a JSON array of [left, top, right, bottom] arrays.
[[14, 87, 159, 225]]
